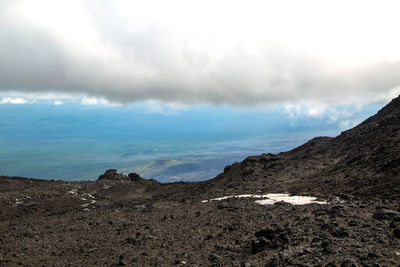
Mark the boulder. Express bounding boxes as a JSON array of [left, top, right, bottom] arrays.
[[128, 173, 146, 183], [373, 209, 400, 220], [98, 169, 128, 181], [97, 170, 159, 186], [252, 224, 290, 253]]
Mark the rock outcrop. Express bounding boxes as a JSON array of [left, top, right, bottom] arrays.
[[98, 169, 127, 181], [97, 169, 159, 185]]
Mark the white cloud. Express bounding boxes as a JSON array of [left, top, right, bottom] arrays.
[[283, 99, 367, 127], [53, 100, 63, 105], [339, 119, 362, 130], [284, 101, 330, 119], [0, 97, 27, 104], [80, 96, 121, 107], [144, 101, 187, 115], [0, 1, 400, 107], [0, 91, 83, 101]]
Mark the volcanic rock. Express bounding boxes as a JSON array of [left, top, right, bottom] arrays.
[[97, 169, 158, 185], [393, 228, 400, 238], [98, 169, 127, 181], [373, 209, 400, 220], [252, 224, 290, 252], [128, 172, 159, 185], [118, 254, 128, 266]]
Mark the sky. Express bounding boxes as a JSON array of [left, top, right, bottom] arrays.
[[1, 0, 400, 108], [0, 1, 399, 180]]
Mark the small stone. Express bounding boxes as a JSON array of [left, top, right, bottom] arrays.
[[393, 228, 400, 238], [251, 238, 270, 253], [348, 220, 359, 227], [373, 209, 400, 220], [119, 254, 128, 266], [341, 259, 358, 267], [330, 227, 349, 238], [208, 253, 222, 262]]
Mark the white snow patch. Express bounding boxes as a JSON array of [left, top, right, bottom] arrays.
[[255, 199, 277, 205], [333, 197, 345, 204], [202, 194, 259, 202], [81, 200, 96, 207], [68, 189, 77, 195], [81, 193, 96, 208], [80, 192, 97, 208], [201, 194, 284, 203], [202, 194, 327, 206], [256, 195, 327, 205]]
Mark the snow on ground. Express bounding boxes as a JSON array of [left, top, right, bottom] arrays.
[[255, 195, 327, 205], [68, 189, 77, 195], [81, 200, 96, 207], [81, 192, 96, 208], [202, 193, 327, 205]]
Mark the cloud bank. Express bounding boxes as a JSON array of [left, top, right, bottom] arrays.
[[1, 0, 400, 106], [0, 97, 28, 104]]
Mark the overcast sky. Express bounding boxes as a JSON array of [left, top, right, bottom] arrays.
[[1, 0, 400, 107]]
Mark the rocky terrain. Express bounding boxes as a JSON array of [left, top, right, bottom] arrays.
[[207, 95, 400, 199], [1, 96, 400, 266]]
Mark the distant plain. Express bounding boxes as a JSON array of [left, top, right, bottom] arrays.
[[0, 101, 381, 181]]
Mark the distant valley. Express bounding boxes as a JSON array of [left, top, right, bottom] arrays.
[[0, 101, 379, 181]]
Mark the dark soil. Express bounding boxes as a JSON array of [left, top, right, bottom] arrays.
[[1, 96, 400, 266]]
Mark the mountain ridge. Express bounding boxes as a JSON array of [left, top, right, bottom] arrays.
[[205, 95, 400, 199]]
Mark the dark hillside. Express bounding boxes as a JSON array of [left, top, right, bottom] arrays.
[[207, 95, 400, 199]]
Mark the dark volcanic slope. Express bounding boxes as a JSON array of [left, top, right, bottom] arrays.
[[206, 95, 400, 199], [2, 97, 400, 266]]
